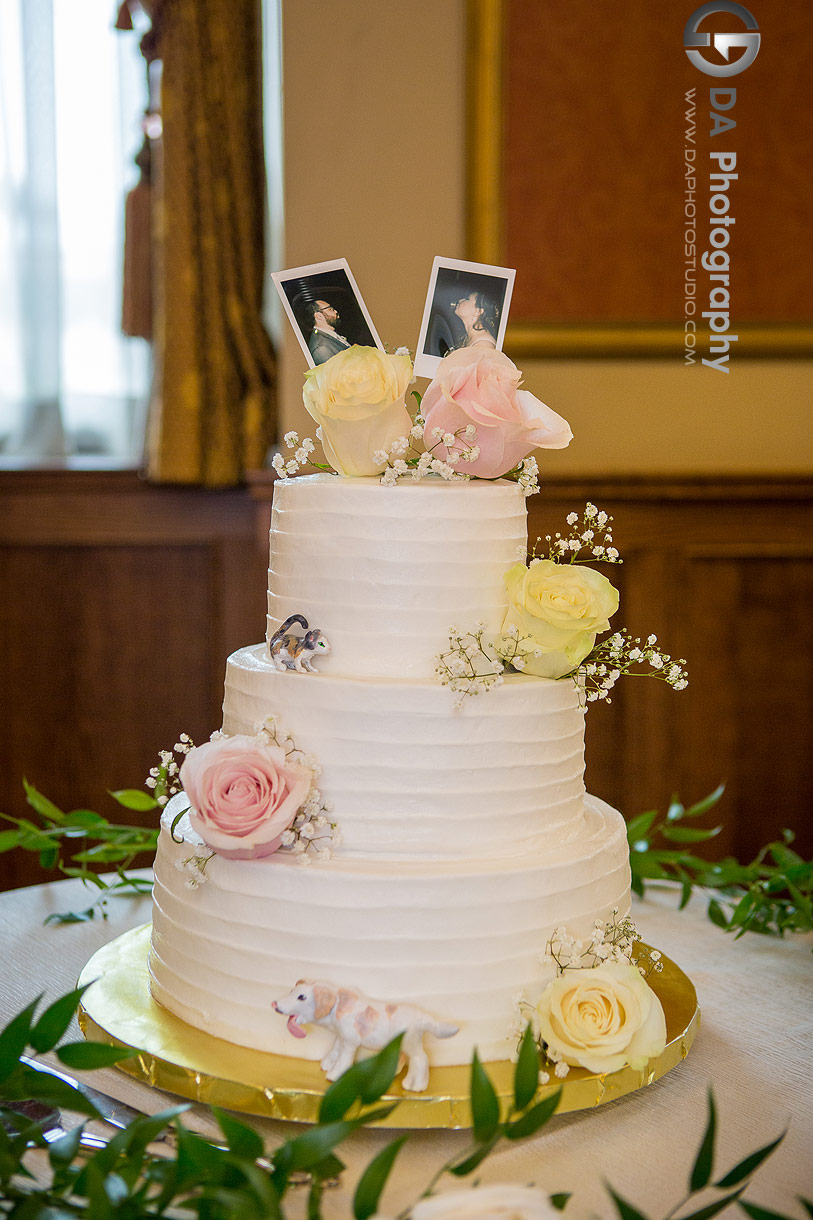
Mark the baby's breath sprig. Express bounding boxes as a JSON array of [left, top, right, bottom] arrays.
[[434, 624, 507, 707], [258, 715, 340, 862], [573, 629, 689, 704], [376, 417, 480, 486], [531, 502, 621, 565], [499, 455, 540, 497], [270, 430, 332, 479], [539, 911, 663, 978], [146, 734, 194, 808], [174, 850, 215, 891]]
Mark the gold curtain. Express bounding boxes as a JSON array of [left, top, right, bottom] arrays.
[[146, 0, 276, 485]]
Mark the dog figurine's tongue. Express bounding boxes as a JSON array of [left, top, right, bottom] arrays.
[[287, 1014, 306, 1039], [273, 1000, 308, 1039]]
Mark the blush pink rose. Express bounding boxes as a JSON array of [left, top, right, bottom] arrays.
[[421, 347, 572, 478], [179, 736, 312, 860]]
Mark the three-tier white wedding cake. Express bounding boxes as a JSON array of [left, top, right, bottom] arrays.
[[148, 473, 631, 1071]]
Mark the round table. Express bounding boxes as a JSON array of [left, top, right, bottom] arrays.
[[3, 875, 812, 1217]]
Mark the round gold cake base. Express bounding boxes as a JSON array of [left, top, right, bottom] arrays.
[[77, 924, 699, 1130]]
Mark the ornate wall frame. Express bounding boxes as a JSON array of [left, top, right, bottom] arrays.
[[466, 0, 813, 358]]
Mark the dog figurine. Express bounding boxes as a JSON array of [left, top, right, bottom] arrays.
[[268, 614, 331, 674], [273, 979, 459, 1092]]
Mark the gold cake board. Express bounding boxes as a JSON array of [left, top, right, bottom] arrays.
[[77, 924, 699, 1130]]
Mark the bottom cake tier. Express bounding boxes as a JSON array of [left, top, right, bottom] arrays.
[[149, 796, 630, 1067]]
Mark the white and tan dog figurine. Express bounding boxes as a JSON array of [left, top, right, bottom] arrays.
[[273, 980, 459, 1092]]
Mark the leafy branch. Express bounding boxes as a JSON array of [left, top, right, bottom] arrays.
[[627, 786, 813, 941], [1, 991, 810, 1219], [0, 781, 158, 923]]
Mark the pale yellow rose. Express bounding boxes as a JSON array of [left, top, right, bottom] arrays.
[[501, 559, 619, 679], [536, 960, 667, 1075], [303, 346, 413, 477], [407, 1183, 560, 1219]]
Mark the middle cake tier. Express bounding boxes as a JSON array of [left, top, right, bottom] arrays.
[[223, 643, 588, 860]]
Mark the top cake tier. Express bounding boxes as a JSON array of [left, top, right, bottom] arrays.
[[266, 475, 528, 680]]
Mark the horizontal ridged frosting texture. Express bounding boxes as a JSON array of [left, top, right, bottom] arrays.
[[223, 645, 587, 859], [150, 798, 631, 1065], [266, 475, 527, 679]]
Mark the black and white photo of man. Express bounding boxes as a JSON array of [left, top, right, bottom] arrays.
[[271, 259, 384, 368], [307, 298, 351, 364]]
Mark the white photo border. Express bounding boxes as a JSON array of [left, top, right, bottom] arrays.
[[414, 255, 516, 379], [270, 257, 384, 368]]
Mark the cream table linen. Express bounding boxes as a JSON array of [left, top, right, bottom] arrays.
[[2, 874, 812, 1218]]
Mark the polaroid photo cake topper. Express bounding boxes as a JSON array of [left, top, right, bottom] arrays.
[[271, 258, 384, 368], [414, 256, 516, 379]]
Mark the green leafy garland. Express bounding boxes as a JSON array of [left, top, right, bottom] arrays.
[[0, 994, 810, 1218], [627, 786, 813, 941], [1, 781, 810, 942]]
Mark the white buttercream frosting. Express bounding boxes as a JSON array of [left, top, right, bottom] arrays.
[[266, 474, 527, 680], [150, 797, 630, 1066], [149, 474, 633, 1070], [223, 646, 587, 859]]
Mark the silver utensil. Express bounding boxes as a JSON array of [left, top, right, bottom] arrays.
[[17, 1056, 338, 1184], [20, 1055, 171, 1141]]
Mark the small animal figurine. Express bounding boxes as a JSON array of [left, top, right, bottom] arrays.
[[268, 614, 331, 674], [273, 979, 459, 1092]]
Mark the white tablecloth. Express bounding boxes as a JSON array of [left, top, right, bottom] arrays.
[[3, 875, 812, 1217]]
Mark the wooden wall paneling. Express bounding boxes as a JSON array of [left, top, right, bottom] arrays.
[[0, 472, 267, 892]]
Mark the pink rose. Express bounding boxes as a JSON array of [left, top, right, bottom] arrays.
[[179, 736, 312, 860], [421, 347, 572, 478]]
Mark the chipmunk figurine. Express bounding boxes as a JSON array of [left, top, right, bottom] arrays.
[[268, 614, 331, 674]]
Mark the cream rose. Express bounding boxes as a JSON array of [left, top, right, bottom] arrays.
[[421, 347, 572, 478], [407, 1184, 560, 1220], [501, 559, 619, 679], [303, 346, 413, 477], [179, 735, 312, 860], [536, 960, 667, 1075]]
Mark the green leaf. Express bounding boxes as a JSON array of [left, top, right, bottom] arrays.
[[44, 908, 98, 925], [679, 880, 693, 909], [47, 1122, 84, 1168], [625, 809, 657, 843], [352, 1133, 408, 1219], [23, 780, 67, 824], [666, 795, 686, 821], [505, 1088, 561, 1139], [729, 892, 758, 929], [550, 1194, 572, 1211], [318, 1035, 403, 1123], [448, 1132, 500, 1177], [56, 1041, 136, 1070], [38, 846, 59, 870], [715, 1132, 785, 1188], [630, 855, 669, 880], [0, 829, 23, 854], [109, 788, 159, 812], [0, 996, 43, 1080], [605, 1186, 649, 1220], [214, 1107, 265, 1160], [737, 1202, 799, 1220], [684, 784, 726, 817], [470, 1051, 500, 1143], [284, 1119, 358, 1173], [677, 1188, 744, 1219], [661, 825, 722, 844], [707, 898, 730, 929], [1, 1064, 101, 1118], [66, 810, 109, 829], [513, 1025, 539, 1112], [690, 1090, 717, 1191], [30, 986, 91, 1053]]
